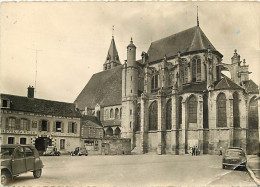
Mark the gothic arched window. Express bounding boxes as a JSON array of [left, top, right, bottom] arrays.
[[188, 95, 197, 123], [166, 99, 172, 130], [114, 127, 121, 137], [106, 127, 113, 136], [192, 59, 197, 82], [180, 64, 184, 83], [196, 59, 201, 81], [191, 56, 201, 82], [151, 75, 159, 90], [149, 101, 158, 130], [233, 92, 240, 128], [115, 108, 119, 119], [217, 93, 227, 127], [178, 97, 183, 129], [110, 109, 114, 118], [248, 97, 258, 129]]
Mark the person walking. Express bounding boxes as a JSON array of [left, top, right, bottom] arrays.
[[192, 146, 195, 156]]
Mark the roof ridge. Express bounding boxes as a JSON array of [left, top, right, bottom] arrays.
[[224, 76, 230, 88], [1, 93, 74, 105]]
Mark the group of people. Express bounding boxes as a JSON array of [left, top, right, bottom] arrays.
[[191, 146, 200, 156]]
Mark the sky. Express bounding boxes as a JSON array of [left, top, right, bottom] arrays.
[[1, 2, 259, 103]]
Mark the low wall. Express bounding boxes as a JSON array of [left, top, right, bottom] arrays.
[[101, 138, 131, 155]]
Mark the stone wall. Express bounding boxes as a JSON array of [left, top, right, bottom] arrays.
[[101, 138, 131, 155]]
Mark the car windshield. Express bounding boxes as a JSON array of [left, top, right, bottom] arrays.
[[0, 148, 15, 159], [226, 150, 244, 157]]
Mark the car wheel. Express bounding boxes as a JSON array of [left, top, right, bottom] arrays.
[[33, 169, 42, 178], [222, 164, 225, 169], [1, 171, 10, 186]]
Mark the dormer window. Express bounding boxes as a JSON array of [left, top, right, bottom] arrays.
[[1, 99, 10, 108]]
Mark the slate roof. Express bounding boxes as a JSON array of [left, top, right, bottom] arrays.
[[81, 115, 103, 128], [75, 65, 122, 110], [102, 120, 121, 127], [179, 82, 207, 94], [1, 94, 81, 118], [242, 80, 259, 94], [213, 76, 243, 90], [147, 26, 222, 63]]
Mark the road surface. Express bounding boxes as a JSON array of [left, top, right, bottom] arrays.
[[9, 154, 256, 186]]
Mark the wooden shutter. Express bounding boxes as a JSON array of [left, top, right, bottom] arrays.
[[26, 119, 31, 131], [53, 121, 56, 132], [15, 118, 20, 130], [61, 122, 64, 133], [47, 121, 50, 132], [74, 123, 77, 134], [5, 118, 9, 130], [38, 120, 41, 131], [68, 122, 72, 133]]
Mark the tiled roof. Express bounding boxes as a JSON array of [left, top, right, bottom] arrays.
[[242, 80, 259, 94], [147, 26, 221, 63], [1, 94, 81, 118], [179, 82, 207, 94], [75, 65, 122, 109], [102, 120, 121, 127], [213, 76, 243, 90], [82, 115, 103, 128]]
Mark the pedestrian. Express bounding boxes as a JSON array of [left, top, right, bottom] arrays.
[[195, 146, 198, 156], [192, 146, 195, 156]]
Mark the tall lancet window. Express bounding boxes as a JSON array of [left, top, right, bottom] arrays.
[[136, 104, 141, 131], [191, 56, 201, 82], [188, 95, 197, 123], [217, 93, 227, 127], [149, 101, 158, 130], [166, 99, 172, 130]]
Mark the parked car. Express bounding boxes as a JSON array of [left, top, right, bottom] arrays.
[[43, 146, 60, 156], [222, 147, 247, 170], [1, 144, 44, 186], [71, 147, 88, 156]]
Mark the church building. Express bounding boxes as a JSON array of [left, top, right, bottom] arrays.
[[75, 21, 259, 155]]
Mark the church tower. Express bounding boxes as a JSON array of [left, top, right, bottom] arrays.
[[103, 36, 121, 71], [121, 38, 138, 149]]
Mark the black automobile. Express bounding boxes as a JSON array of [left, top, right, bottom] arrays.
[[71, 147, 88, 156], [43, 146, 60, 156], [222, 147, 247, 170], [1, 145, 44, 186]]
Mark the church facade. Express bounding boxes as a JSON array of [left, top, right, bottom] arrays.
[[75, 24, 259, 155]]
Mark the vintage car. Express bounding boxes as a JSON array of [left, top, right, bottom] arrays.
[[71, 147, 88, 156], [43, 146, 60, 156], [222, 147, 247, 170], [1, 144, 44, 185]]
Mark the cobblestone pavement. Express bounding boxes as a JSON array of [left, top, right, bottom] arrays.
[[8, 154, 257, 186]]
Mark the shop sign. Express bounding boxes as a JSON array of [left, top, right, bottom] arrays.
[[50, 132, 78, 137], [1, 129, 37, 135]]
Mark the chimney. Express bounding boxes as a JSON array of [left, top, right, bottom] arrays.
[[27, 86, 34, 98]]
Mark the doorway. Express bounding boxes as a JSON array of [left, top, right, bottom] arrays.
[[35, 137, 52, 154]]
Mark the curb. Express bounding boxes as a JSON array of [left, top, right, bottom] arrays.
[[246, 165, 260, 186]]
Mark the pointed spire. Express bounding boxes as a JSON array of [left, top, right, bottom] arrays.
[[197, 6, 199, 27], [112, 25, 114, 39], [104, 36, 120, 71]]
